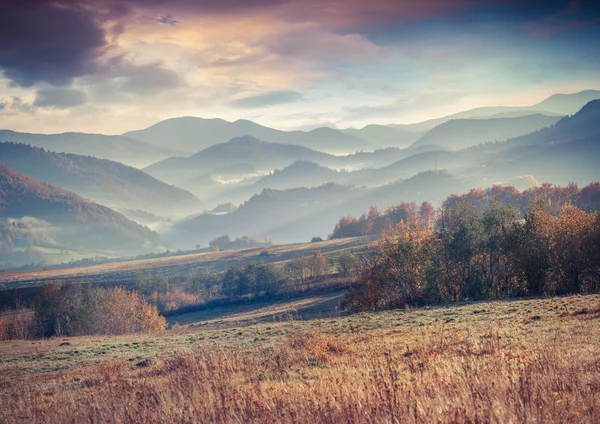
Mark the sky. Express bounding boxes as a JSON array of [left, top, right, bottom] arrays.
[[1, 0, 599, 134]]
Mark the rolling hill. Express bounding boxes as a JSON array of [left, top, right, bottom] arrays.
[[0, 143, 202, 218], [0, 130, 181, 168], [166, 171, 474, 248], [411, 114, 561, 150], [144, 136, 339, 185], [124, 117, 368, 154], [252, 161, 343, 191], [0, 164, 163, 266]]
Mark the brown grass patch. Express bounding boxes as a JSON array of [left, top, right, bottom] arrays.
[[1, 295, 599, 423]]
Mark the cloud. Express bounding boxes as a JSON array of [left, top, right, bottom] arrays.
[[260, 24, 381, 63], [34, 87, 87, 109], [0, 0, 125, 87], [119, 62, 186, 95], [9, 97, 34, 114], [156, 15, 179, 25], [230, 90, 303, 108]]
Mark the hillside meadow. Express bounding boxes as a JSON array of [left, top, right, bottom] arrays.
[[1, 294, 599, 423]]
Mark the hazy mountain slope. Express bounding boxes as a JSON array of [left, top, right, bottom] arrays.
[[144, 136, 338, 185], [391, 89, 599, 132], [342, 125, 423, 149], [357, 171, 474, 210], [506, 99, 600, 148], [411, 114, 561, 150], [534, 90, 600, 115], [483, 136, 600, 186], [0, 143, 201, 217], [0, 164, 162, 264], [124, 117, 368, 154], [252, 161, 342, 190], [384, 100, 600, 186], [0, 130, 180, 168], [167, 183, 363, 247], [166, 171, 475, 248]]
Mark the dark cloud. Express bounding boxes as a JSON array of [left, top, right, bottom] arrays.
[[230, 90, 303, 108], [34, 87, 88, 109], [0, 1, 127, 87], [156, 15, 180, 25]]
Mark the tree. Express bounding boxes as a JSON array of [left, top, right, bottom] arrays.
[[309, 249, 327, 279], [336, 251, 359, 277], [286, 256, 310, 283]]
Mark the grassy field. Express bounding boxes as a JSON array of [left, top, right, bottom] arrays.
[[0, 236, 376, 290], [1, 293, 599, 422]]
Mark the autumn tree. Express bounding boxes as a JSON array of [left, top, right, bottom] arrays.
[[308, 249, 327, 279], [336, 251, 359, 277]]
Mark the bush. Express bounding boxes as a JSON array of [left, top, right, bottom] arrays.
[[311, 237, 324, 243], [34, 283, 166, 337], [0, 308, 36, 340], [222, 263, 285, 298]]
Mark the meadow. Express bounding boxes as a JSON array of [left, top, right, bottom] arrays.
[[1, 293, 599, 423], [0, 236, 374, 290]]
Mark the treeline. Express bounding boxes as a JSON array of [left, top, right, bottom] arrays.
[[209, 235, 272, 251], [347, 199, 600, 311], [331, 183, 600, 239], [0, 283, 166, 340], [130, 248, 351, 314]]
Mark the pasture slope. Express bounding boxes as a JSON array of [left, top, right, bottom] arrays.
[[0, 294, 599, 422], [0, 236, 377, 290]]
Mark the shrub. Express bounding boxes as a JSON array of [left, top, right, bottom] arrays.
[[0, 308, 36, 340], [34, 283, 166, 337]]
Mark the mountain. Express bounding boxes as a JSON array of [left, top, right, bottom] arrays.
[[342, 124, 423, 149], [506, 99, 600, 148], [0, 143, 202, 218], [483, 136, 600, 187], [357, 171, 474, 211], [0, 130, 181, 168], [166, 183, 364, 247], [252, 161, 342, 191], [0, 164, 163, 266], [166, 171, 474, 248], [124, 117, 368, 154], [479, 100, 600, 185], [533, 90, 600, 115], [411, 114, 562, 150], [379, 100, 600, 186], [391, 89, 599, 132], [144, 136, 338, 186]]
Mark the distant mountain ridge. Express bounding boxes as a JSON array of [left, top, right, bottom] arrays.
[[124, 117, 368, 154], [0, 130, 181, 168], [391, 89, 600, 132], [341, 124, 424, 149], [0, 143, 202, 217], [144, 136, 339, 185], [411, 114, 562, 150], [166, 171, 473, 248]]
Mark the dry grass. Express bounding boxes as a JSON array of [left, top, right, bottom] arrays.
[[1, 295, 599, 423]]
